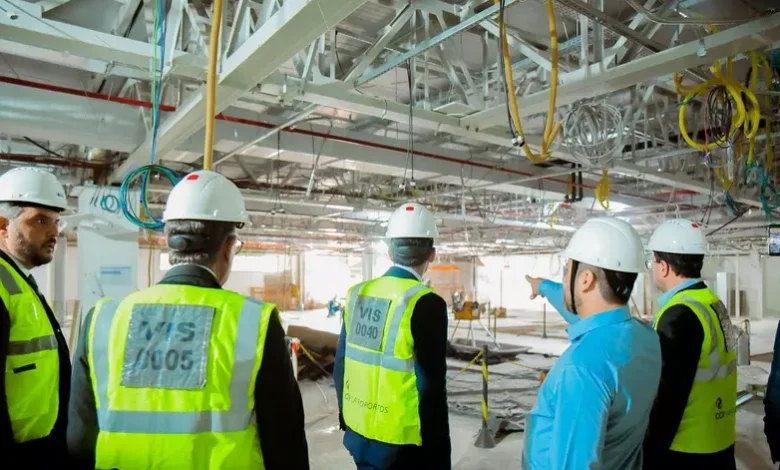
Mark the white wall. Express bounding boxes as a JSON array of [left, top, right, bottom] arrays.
[[47, 242, 780, 320], [764, 257, 780, 318], [51, 245, 297, 309], [477, 253, 648, 316]]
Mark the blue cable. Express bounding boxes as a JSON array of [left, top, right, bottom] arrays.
[[119, 0, 175, 231], [119, 165, 181, 231]]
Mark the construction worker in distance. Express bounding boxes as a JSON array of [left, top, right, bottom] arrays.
[[67, 170, 309, 469], [524, 217, 661, 469], [0, 167, 71, 465], [643, 219, 738, 469], [334, 202, 451, 469]]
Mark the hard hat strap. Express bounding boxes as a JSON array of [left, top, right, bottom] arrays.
[[569, 259, 579, 316]]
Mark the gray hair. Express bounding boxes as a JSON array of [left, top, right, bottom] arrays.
[[0, 202, 23, 220], [389, 238, 435, 268], [165, 220, 237, 267]]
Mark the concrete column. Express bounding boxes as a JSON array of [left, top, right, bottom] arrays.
[[751, 250, 763, 319], [297, 253, 306, 308], [49, 234, 67, 322], [362, 249, 374, 282]]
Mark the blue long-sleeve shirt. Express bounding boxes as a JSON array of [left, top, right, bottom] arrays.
[[522, 280, 662, 469], [334, 267, 451, 469]]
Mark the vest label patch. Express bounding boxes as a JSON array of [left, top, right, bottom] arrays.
[[121, 304, 215, 390], [348, 295, 391, 351]]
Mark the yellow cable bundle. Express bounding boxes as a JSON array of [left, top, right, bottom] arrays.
[[677, 57, 760, 152], [747, 52, 774, 169], [594, 169, 610, 210], [203, 0, 225, 171], [496, 0, 562, 163]]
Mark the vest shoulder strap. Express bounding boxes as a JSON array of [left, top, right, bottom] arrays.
[[0, 257, 24, 296]]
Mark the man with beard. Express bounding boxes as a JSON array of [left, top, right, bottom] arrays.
[[0, 167, 71, 465], [523, 217, 661, 469]]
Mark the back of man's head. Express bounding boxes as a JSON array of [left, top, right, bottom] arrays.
[[652, 251, 704, 279], [389, 237, 434, 269], [165, 220, 236, 267], [578, 262, 638, 306]]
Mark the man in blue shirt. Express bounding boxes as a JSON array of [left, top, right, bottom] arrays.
[[523, 217, 662, 469]]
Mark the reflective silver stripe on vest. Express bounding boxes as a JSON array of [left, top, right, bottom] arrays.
[[0, 263, 21, 295], [92, 297, 263, 434], [679, 296, 737, 382], [8, 334, 58, 355], [344, 283, 428, 373]]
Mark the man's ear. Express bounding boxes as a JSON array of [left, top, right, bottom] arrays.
[[0, 217, 9, 237], [581, 270, 598, 293], [221, 237, 235, 264]]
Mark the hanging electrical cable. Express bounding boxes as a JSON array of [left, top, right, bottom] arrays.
[[118, 0, 180, 231], [203, 0, 225, 171], [562, 101, 624, 166], [594, 169, 610, 210], [495, 0, 561, 163]]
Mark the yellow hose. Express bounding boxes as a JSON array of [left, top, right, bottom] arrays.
[[203, 0, 225, 171], [496, 0, 561, 163], [594, 169, 610, 210]]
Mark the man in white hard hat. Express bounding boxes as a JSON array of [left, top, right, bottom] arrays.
[[0, 167, 71, 465], [524, 217, 661, 469], [334, 202, 451, 469], [643, 219, 737, 469], [67, 171, 309, 469]]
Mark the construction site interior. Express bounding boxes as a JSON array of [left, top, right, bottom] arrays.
[[2, 0, 780, 467]]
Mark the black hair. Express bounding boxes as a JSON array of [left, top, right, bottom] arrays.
[[165, 220, 237, 266], [579, 263, 637, 305], [388, 238, 435, 268], [653, 251, 704, 279]]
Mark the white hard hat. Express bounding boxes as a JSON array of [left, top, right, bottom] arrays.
[[563, 217, 645, 273], [0, 167, 68, 211], [163, 170, 250, 224], [648, 218, 707, 255], [386, 202, 438, 238]]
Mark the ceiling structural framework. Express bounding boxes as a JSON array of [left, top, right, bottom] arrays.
[[0, 0, 778, 255]]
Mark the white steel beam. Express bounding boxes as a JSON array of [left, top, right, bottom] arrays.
[[345, 4, 414, 83], [0, 80, 582, 201], [0, 0, 207, 80], [0, 82, 144, 152], [113, 0, 369, 182], [612, 162, 766, 211], [462, 13, 780, 129]]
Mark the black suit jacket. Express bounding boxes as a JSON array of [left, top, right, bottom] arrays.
[[66, 264, 309, 469], [0, 249, 72, 466]]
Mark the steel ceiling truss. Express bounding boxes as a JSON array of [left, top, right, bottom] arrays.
[[0, 0, 779, 214]]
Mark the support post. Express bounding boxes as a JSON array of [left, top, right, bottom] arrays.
[[474, 345, 496, 448], [542, 303, 548, 339]]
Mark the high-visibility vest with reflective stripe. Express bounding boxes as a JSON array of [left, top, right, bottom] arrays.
[[655, 287, 737, 454], [87, 284, 276, 470], [342, 276, 433, 446], [0, 257, 59, 442]]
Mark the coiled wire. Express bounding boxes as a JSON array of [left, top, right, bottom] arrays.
[[562, 102, 624, 167]]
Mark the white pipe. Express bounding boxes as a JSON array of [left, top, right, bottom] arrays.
[[735, 258, 741, 319]]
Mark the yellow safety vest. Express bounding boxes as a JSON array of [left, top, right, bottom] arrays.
[[342, 276, 433, 446], [87, 284, 276, 470], [0, 257, 60, 443], [655, 287, 737, 454]]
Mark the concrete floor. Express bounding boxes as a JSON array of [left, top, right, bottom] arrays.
[[302, 380, 775, 469], [287, 308, 780, 468]]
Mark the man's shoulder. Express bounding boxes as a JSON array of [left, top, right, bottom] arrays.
[[415, 290, 447, 308]]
